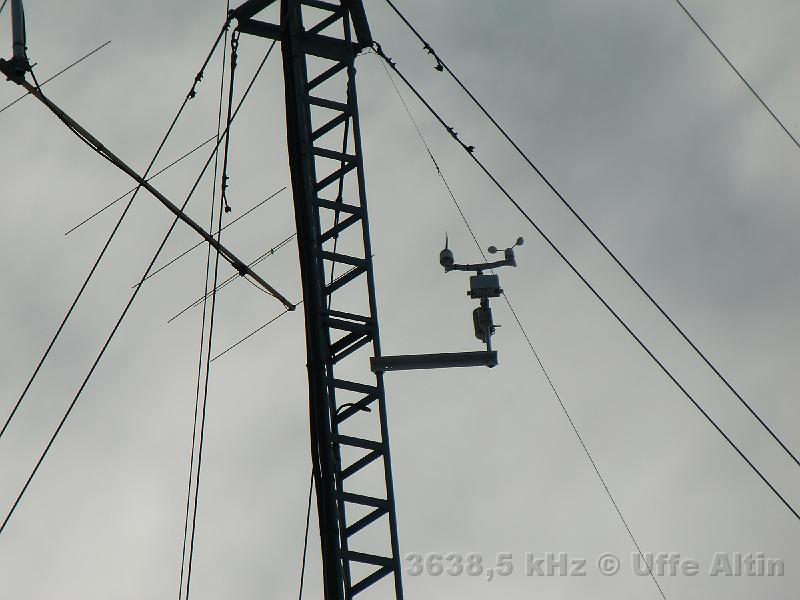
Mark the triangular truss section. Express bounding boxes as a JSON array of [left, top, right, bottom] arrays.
[[233, 2, 403, 599]]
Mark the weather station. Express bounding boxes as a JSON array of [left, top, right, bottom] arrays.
[[370, 236, 524, 374], [1, 1, 798, 599]]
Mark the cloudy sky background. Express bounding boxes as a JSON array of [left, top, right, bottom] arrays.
[[0, 0, 799, 598]]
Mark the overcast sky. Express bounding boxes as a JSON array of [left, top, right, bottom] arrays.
[[1, 1, 799, 599]]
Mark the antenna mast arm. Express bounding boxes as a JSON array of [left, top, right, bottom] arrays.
[[0, 62, 295, 310]]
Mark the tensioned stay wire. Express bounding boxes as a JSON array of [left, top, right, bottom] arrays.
[[0, 20, 231, 448], [379, 58, 667, 600], [178, 9, 233, 600], [0, 20, 280, 537], [379, 0, 800, 471], [371, 42, 800, 523]]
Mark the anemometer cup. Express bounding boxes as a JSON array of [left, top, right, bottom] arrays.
[[439, 247, 455, 269]]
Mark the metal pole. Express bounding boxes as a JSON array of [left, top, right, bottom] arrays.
[[9, 0, 29, 77], [10, 0, 25, 60]]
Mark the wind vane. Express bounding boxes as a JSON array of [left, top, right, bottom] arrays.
[[370, 236, 523, 373]]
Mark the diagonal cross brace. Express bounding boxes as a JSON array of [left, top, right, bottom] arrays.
[[0, 62, 295, 310]]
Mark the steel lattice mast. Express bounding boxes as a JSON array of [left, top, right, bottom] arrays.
[[233, 1, 403, 598]]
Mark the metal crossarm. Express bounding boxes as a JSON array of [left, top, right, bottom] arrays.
[[235, 1, 403, 599]]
